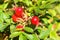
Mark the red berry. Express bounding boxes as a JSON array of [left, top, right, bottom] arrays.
[[16, 25, 24, 30], [12, 14, 19, 22], [15, 7, 23, 17], [31, 16, 39, 25]]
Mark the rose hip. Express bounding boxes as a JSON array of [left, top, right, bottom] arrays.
[[15, 7, 23, 18], [31, 16, 39, 25]]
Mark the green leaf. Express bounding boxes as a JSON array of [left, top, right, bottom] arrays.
[[33, 34, 39, 40], [39, 24, 52, 39], [0, 3, 8, 9], [0, 23, 3, 32], [37, 27, 42, 33], [19, 34, 24, 40], [0, 18, 3, 23], [40, 2, 52, 9], [39, 30, 50, 39], [46, 38, 54, 40], [42, 18, 48, 24], [5, 19, 11, 24], [50, 31, 59, 40], [45, 4, 52, 9], [5, 18, 14, 24], [10, 18, 15, 24], [23, 27, 39, 40], [22, 32, 34, 40], [22, 0, 32, 6], [0, 10, 10, 23], [10, 38, 13, 40], [0, 23, 9, 32], [10, 25, 16, 33], [10, 32, 21, 38], [24, 27, 34, 33], [48, 0, 60, 3], [6, 10, 13, 16], [0, 10, 4, 23], [28, 7, 34, 12], [34, 7, 40, 15], [56, 23, 60, 31], [37, 0, 42, 6], [3, 13, 9, 20], [19, 34, 27, 40], [48, 24, 53, 30], [49, 23, 60, 40], [55, 4, 60, 14], [0, 5, 3, 9], [3, 3, 8, 9], [37, 29, 41, 34], [48, 9, 56, 17], [13, 0, 19, 3]]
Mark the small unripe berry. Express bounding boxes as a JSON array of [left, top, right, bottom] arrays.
[[16, 25, 24, 30]]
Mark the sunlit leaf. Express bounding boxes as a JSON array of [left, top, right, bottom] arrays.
[[33, 34, 39, 40], [48, 9, 56, 17], [10, 25, 16, 33], [24, 27, 34, 33], [19, 34, 27, 40], [50, 31, 59, 40], [10, 32, 21, 38], [22, 32, 34, 40], [39, 30, 50, 39]]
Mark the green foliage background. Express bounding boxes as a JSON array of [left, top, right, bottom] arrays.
[[0, 0, 60, 40]]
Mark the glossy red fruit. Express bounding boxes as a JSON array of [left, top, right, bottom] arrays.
[[31, 16, 39, 25], [16, 25, 24, 30], [12, 14, 19, 22], [15, 7, 23, 17]]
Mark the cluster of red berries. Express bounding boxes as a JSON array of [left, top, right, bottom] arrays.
[[12, 7, 24, 30], [12, 7, 39, 30], [12, 7, 23, 22]]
